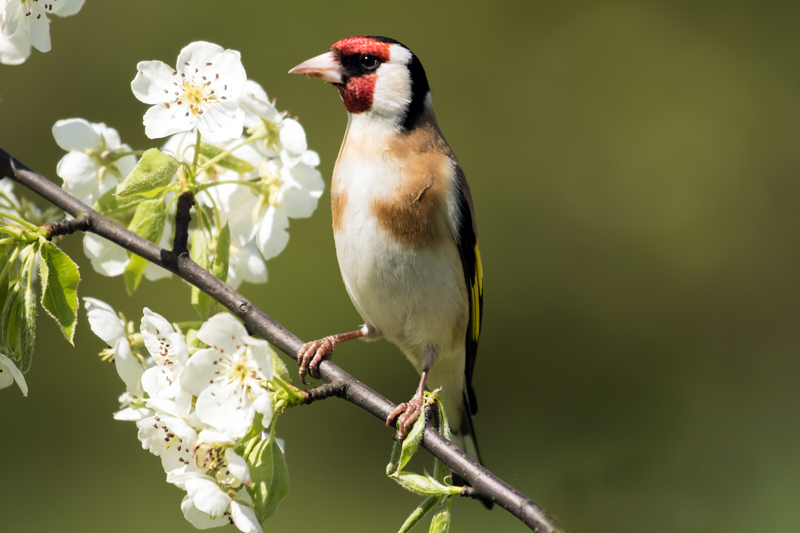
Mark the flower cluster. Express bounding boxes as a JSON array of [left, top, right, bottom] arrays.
[[85, 299, 280, 532], [0, 0, 84, 65], [55, 41, 324, 291]]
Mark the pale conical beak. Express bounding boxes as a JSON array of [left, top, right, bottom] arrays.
[[288, 51, 344, 84]]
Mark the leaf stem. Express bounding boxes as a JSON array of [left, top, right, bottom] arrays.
[[197, 134, 265, 173]]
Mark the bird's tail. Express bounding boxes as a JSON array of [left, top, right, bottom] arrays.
[[449, 393, 493, 510]]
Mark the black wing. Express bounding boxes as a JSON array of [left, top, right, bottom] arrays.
[[452, 159, 483, 416]]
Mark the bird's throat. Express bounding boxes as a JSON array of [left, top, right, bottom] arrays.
[[338, 74, 377, 114]]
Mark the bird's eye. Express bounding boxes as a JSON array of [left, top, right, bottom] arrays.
[[360, 54, 379, 70]]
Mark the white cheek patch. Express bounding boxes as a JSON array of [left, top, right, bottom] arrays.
[[369, 44, 413, 123]]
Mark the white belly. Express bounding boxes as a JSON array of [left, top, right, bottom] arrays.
[[334, 206, 466, 369]]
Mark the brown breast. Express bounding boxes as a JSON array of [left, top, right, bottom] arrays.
[[369, 122, 454, 249]]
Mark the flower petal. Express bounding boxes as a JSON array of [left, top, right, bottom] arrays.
[[24, 6, 51, 53], [52, 118, 101, 152], [256, 206, 289, 260], [279, 164, 325, 219], [230, 501, 262, 533], [0, 353, 27, 396], [51, 0, 84, 17], [83, 233, 128, 276], [196, 384, 253, 438], [2, 0, 22, 39], [114, 338, 144, 397], [197, 313, 247, 355], [142, 103, 197, 140], [180, 348, 221, 396], [279, 118, 307, 157], [83, 297, 125, 346], [176, 41, 225, 76], [0, 28, 31, 65], [228, 243, 267, 287], [180, 494, 227, 530], [131, 60, 176, 105], [224, 448, 251, 486], [185, 476, 231, 517], [197, 102, 244, 144]]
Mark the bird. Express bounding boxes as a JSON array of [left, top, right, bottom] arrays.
[[289, 35, 487, 483]]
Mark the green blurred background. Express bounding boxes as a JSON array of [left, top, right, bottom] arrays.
[[2, 1, 800, 531]]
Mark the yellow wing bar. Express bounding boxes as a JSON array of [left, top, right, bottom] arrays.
[[471, 244, 483, 341]]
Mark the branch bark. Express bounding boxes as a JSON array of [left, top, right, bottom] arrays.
[[0, 147, 564, 533]]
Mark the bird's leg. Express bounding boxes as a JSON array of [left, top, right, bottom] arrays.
[[386, 365, 429, 441], [298, 328, 367, 385]]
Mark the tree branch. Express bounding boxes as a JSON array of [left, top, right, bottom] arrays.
[[0, 147, 565, 533], [42, 215, 91, 239]]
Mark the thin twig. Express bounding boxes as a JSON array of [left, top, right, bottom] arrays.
[[301, 381, 346, 405], [42, 216, 91, 240], [0, 147, 565, 533]]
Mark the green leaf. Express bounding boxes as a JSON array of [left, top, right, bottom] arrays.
[[246, 437, 290, 523], [4, 271, 36, 373], [38, 242, 80, 345], [389, 472, 460, 498], [92, 185, 145, 215], [429, 509, 451, 533], [115, 148, 179, 198], [124, 200, 166, 294], [398, 497, 439, 533], [398, 406, 426, 473], [433, 396, 452, 484], [190, 231, 217, 320], [199, 143, 255, 173], [271, 348, 291, 383], [212, 222, 230, 283], [387, 440, 402, 476]]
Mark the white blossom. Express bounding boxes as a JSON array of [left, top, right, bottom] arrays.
[[114, 392, 153, 421], [253, 157, 325, 260], [82, 217, 173, 281], [140, 308, 192, 416], [84, 297, 144, 396], [181, 313, 272, 438], [178, 475, 262, 532], [0, 352, 27, 396], [137, 405, 200, 484], [1, 0, 84, 57], [53, 118, 137, 206], [132, 41, 247, 143], [193, 429, 251, 486]]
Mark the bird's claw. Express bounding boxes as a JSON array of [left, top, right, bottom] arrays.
[[386, 394, 424, 441], [298, 337, 335, 385]]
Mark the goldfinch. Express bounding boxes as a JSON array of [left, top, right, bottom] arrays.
[[289, 36, 485, 470]]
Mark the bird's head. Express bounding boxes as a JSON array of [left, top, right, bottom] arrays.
[[289, 36, 431, 131]]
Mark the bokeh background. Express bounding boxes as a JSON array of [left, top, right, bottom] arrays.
[[2, 1, 800, 531]]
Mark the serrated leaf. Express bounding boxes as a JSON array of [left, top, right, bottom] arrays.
[[212, 222, 230, 283], [433, 396, 452, 484], [246, 437, 289, 523], [398, 497, 438, 533], [199, 143, 255, 173], [429, 509, 451, 533], [190, 231, 216, 319], [124, 200, 166, 294], [115, 148, 178, 199], [389, 472, 460, 498], [38, 242, 80, 345], [387, 440, 402, 476], [4, 272, 35, 373], [92, 185, 145, 215], [398, 407, 426, 473]]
